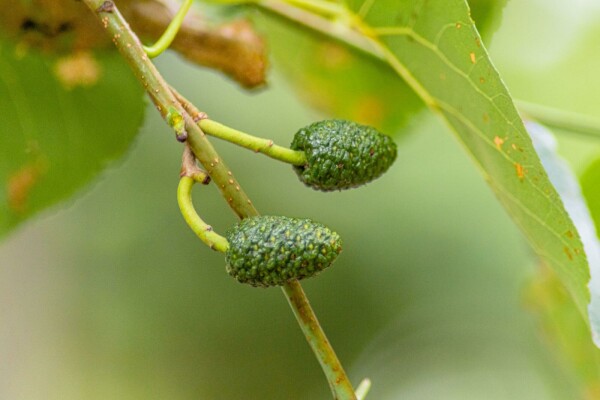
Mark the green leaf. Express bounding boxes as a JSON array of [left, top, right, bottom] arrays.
[[581, 159, 600, 238], [580, 156, 600, 346], [257, 12, 423, 134], [0, 41, 145, 237], [209, 0, 507, 134], [528, 122, 600, 346], [356, 0, 592, 326], [526, 264, 600, 398], [254, 0, 593, 334]]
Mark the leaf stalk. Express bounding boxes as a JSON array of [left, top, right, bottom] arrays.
[[143, 0, 193, 58], [517, 100, 600, 140], [178, 150, 229, 253], [198, 119, 307, 165]]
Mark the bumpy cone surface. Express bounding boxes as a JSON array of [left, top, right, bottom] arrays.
[[225, 216, 342, 287], [291, 119, 397, 191]]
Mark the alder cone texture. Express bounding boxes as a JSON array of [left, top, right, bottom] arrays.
[[291, 119, 397, 191], [225, 216, 342, 287]]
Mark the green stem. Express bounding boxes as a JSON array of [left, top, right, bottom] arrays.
[[283, 280, 358, 399], [177, 176, 230, 253], [84, 2, 356, 398], [198, 119, 307, 165], [143, 0, 193, 58], [84, 0, 257, 217], [516, 100, 600, 139], [176, 93, 357, 399]]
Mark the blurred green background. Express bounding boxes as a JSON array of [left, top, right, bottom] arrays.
[[2, 0, 600, 399]]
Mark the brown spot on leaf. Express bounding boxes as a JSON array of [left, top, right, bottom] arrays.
[[514, 163, 525, 180], [494, 136, 504, 150], [469, 52, 476, 63], [564, 247, 574, 261], [54, 51, 101, 89], [7, 159, 48, 214], [511, 143, 523, 152]]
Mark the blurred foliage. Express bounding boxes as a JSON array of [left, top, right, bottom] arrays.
[[0, 38, 144, 237], [581, 159, 600, 236], [256, 12, 423, 135], [0, 57, 580, 398], [527, 122, 600, 346], [467, 0, 509, 40], [526, 264, 600, 400], [490, 0, 600, 120], [0, 0, 114, 53], [249, 0, 594, 333], [217, 0, 508, 134], [2, 0, 600, 399]]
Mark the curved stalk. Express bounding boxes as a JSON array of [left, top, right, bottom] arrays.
[[175, 93, 357, 399], [177, 176, 230, 253], [83, 2, 357, 398], [143, 0, 193, 58], [198, 118, 307, 165]]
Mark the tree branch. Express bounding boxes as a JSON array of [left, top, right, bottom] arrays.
[[82, 1, 357, 398]]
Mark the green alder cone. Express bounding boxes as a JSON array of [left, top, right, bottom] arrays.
[[225, 216, 342, 287], [290, 119, 397, 191]]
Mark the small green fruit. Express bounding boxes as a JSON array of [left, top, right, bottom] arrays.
[[225, 216, 342, 287], [290, 119, 397, 191]]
